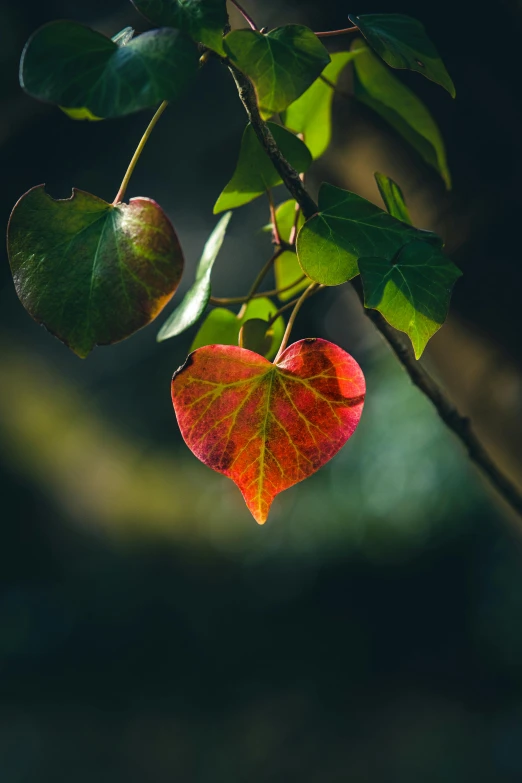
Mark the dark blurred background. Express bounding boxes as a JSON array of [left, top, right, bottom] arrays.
[[1, 0, 522, 780]]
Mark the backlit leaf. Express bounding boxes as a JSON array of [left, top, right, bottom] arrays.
[[157, 211, 232, 342], [171, 338, 365, 523], [351, 39, 451, 188], [358, 240, 462, 358], [296, 183, 441, 285], [191, 297, 284, 360], [374, 172, 412, 224], [239, 318, 273, 355], [132, 0, 228, 54], [271, 200, 309, 301], [281, 51, 355, 159], [224, 25, 330, 119], [213, 123, 312, 213], [7, 186, 184, 358], [20, 21, 198, 118], [348, 13, 455, 97]]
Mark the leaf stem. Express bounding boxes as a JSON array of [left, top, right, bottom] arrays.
[[273, 283, 318, 363], [113, 101, 169, 205], [229, 0, 258, 30], [230, 61, 522, 522], [267, 284, 323, 326], [236, 247, 284, 318], [314, 26, 358, 38], [210, 273, 306, 306], [266, 189, 282, 246]]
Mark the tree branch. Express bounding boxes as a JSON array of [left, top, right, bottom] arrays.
[[230, 64, 522, 520]]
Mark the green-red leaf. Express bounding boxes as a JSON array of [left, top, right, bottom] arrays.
[[224, 25, 330, 119], [213, 123, 312, 213], [358, 240, 462, 358], [20, 21, 198, 118], [351, 38, 451, 188], [7, 186, 184, 358], [296, 183, 441, 286], [348, 13, 455, 97], [157, 211, 232, 342], [374, 172, 412, 224], [191, 297, 284, 360], [132, 0, 228, 54], [171, 338, 365, 523]]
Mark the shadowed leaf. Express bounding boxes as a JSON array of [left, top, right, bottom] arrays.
[[349, 13, 455, 96], [190, 297, 285, 360], [214, 123, 312, 213], [351, 39, 451, 188], [171, 338, 365, 523], [20, 21, 198, 118], [358, 240, 462, 358], [375, 172, 412, 224], [224, 25, 330, 118], [132, 0, 228, 54], [281, 51, 355, 159], [157, 211, 232, 341], [8, 186, 184, 358], [239, 318, 273, 355], [296, 183, 441, 286], [270, 200, 309, 301]]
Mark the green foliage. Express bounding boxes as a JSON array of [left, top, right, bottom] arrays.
[[191, 298, 285, 359], [214, 123, 312, 213], [132, 0, 228, 54], [358, 241, 462, 358], [239, 318, 273, 355], [20, 21, 198, 118], [351, 39, 451, 187], [224, 26, 330, 118], [270, 200, 308, 301], [296, 184, 441, 286], [157, 212, 233, 341], [281, 52, 356, 159], [7, 187, 184, 358], [349, 13, 456, 97], [374, 172, 412, 224]]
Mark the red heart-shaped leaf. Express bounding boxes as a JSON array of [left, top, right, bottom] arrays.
[[171, 338, 365, 524]]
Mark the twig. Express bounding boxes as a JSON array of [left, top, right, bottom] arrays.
[[230, 63, 522, 519], [266, 189, 282, 246], [229, 0, 258, 30], [314, 26, 358, 38], [210, 274, 306, 305], [267, 284, 324, 326]]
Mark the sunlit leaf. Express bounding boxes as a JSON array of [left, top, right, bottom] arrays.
[[281, 51, 355, 159], [171, 338, 365, 523], [296, 183, 441, 286], [348, 13, 455, 97], [358, 240, 462, 358], [351, 39, 451, 188], [7, 186, 184, 358], [224, 25, 330, 118], [374, 172, 412, 224], [191, 297, 284, 359], [213, 123, 312, 213], [132, 0, 228, 54], [20, 21, 198, 118], [270, 200, 309, 301], [157, 211, 232, 342], [239, 318, 273, 355]]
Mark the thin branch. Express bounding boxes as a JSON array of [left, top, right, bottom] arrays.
[[273, 283, 319, 363], [230, 64, 522, 519], [314, 26, 358, 38], [266, 189, 282, 246], [267, 284, 324, 326], [113, 101, 168, 205], [229, 0, 258, 30], [210, 273, 306, 306]]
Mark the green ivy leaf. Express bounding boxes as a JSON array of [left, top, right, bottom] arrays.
[[358, 240, 462, 358], [374, 172, 412, 224], [296, 183, 441, 286], [270, 200, 309, 301], [224, 26, 330, 119], [191, 298, 284, 359], [7, 186, 184, 358], [132, 0, 228, 55], [214, 123, 312, 213], [281, 51, 355, 159], [351, 39, 451, 188], [238, 318, 273, 356], [20, 21, 198, 118], [348, 13, 455, 97], [157, 211, 232, 342]]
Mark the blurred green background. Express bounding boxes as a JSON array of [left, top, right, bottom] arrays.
[[2, 0, 522, 780]]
